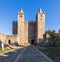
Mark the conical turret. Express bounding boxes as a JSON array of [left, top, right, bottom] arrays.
[[18, 8, 24, 14], [20, 8, 24, 13], [39, 8, 43, 13]]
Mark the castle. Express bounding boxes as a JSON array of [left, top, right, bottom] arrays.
[[0, 8, 45, 45]]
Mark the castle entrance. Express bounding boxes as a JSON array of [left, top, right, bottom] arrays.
[[31, 39, 34, 45], [8, 40, 11, 44]]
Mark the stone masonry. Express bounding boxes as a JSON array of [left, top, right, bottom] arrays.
[[0, 8, 45, 45]]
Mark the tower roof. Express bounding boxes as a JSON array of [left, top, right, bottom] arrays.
[[20, 8, 24, 13], [39, 8, 43, 13], [18, 8, 24, 14]]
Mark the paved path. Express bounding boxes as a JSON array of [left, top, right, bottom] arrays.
[[0, 47, 25, 62], [0, 46, 53, 62], [15, 46, 53, 62]]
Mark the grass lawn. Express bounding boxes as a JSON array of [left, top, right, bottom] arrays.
[[38, 46, 60, 62], [0, 48, 11, 53]]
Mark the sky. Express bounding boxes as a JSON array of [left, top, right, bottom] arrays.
[[0, 0, 60, 35]]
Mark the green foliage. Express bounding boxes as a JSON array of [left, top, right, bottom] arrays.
[[0, 48, 10, 53], [46, 30, 60, 41], [39, 46, 60, 62]]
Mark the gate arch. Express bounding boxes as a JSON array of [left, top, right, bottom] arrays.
[[8, 40, 11, 44]]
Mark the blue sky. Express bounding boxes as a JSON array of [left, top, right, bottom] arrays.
[[0, 0, 60, 34]]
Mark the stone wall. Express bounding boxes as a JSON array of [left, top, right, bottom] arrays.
[[24, 22, 29, 45], [12, 21, 18, 34], [0, 33, 6, 44], [18, 12, 25, 45], [28, 22, 36, 44], [36, 11, 45, 43], [0, 8, 45, 46], [0, 32, 17, 45], [5, 35, 17, 44]]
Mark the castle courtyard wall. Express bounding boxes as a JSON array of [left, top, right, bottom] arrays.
[[0, 33, 17, 45]]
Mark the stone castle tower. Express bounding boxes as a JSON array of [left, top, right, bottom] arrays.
[[36, 8, 45, 43], [0, 8, 45, 46], [18, 8, 25, 45], [12, 8, 45, 45]]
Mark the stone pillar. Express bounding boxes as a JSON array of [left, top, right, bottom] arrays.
[[1, 42, 4, 50]]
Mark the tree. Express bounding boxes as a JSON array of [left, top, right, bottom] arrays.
[[46, 30, 60, 46], [58, 30, 60, 33]]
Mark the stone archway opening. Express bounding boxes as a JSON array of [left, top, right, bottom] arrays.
[[8, 40, 11, 44], [31, 39, 34, 45]]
